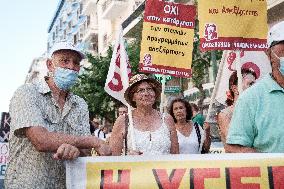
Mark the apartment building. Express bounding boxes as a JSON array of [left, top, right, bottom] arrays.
[[25, 57, 48, 84], [27, 0, 284, 86], [47, 0, 98, 55], [26, 0, 143, 83], [47, 0, 143, 55]]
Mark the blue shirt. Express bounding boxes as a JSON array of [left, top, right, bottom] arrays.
[[227, 74, 284, 152]]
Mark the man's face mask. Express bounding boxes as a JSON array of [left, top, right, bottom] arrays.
[[271, 49, 284, 76], [53, 67, 79, 91]]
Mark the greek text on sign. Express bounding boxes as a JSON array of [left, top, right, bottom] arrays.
[[139, 0, 196, 78], [198, 0, 268, 51], [66, 154, 284, 188]]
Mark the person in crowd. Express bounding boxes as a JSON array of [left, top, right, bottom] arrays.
[[4, 42, 111, 189], [110, 74, 179, 155], [217, 68, 257, 144], [118, 104, 128, 116], [90, 117, 100, 135], [169, 98, 211, 154], [225, 21, 284, 153], [191, 103, 205, 128], [94, 125, 111, 141]]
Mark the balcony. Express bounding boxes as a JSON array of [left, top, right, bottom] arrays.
[[101, 0, 128, 20], [122, 1, 144, 38], [267, 0, 284, 9], [82, 26, 99, 42], [267, 0, 284, 25], [82, 0, 97, 14]]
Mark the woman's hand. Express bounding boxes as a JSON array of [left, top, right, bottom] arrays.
[[94, 140, 112, 156], [128, 150, 143, 155]]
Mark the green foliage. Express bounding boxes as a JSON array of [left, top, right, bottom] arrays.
[[72, 41, 140, 123], [191, 18, 223, 108]]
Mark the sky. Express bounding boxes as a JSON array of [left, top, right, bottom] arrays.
[[0, 0, 59, 113]]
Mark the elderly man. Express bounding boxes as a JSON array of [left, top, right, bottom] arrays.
[[225, 21, 284, 153], [5, 42, 111, 189]]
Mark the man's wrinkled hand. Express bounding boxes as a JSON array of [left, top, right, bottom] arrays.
[[94, 140, 112, 156], [128, 150, 143, 155], [53, 143, 80, 160]]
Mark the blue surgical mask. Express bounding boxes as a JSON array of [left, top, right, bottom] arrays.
[[271, 50, 284, 75], [53, 67, 78, 91]]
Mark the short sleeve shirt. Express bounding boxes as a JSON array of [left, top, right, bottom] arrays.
[[192, 113, 205, 127], [4, 79, 90, 189], [226, 74, 284, 152]]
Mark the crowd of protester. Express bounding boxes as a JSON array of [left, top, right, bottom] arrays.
[[4, 21, 284, 188]]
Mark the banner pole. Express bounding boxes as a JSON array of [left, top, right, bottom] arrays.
[[118, 24, 136, 150], [160, 75, 166, 113], [127, 105, 136, 150], [236, 50, 243, 94], [205, 50, 227, 122]]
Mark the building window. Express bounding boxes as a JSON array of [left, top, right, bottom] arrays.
[[60, 19, 63, 28], [74, 34, 77, 44], [87, 15, 91, 27], [103, 34, 108, 48], [64, 30, 66, 40], [56, 26, 58, 36], [80, 3, 83, 14], [68, 22, 72, 31]]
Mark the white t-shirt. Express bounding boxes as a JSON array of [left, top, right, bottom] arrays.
[[177, 123, 205, 154], [93, 129, 109, 141]]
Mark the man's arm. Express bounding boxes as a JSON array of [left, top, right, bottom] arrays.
[[226, 93, 256, 152], [26, 126, 111, 155], [225, 144, 257, 153], [202, 122, 211, 153]]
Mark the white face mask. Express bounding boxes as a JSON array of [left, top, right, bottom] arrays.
[[271, 49, 284, 76]]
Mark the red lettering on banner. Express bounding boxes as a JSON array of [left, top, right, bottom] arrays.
[[100, 170, 130, 189], [152, 169, 186, 189], [115, 45, 121, 67], [226, 167, 260, 189], [268, 166, 284, 189], [190, 168, 220, 189], [107, 72, 123, 91]]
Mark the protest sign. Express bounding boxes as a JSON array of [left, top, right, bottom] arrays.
[[139, 0, 195, 78], [67, 154, 284, 189], [198, 0, 268, 51], [0, 112, 10, 187], [214, 50, 271, 105]]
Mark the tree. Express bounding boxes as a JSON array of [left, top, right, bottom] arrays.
[[72, 41, 140, 123]]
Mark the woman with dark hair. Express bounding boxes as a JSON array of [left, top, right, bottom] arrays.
[[168, 98, 211, 154], [218, 68, 257, 144], [110, 74, 179, 155]]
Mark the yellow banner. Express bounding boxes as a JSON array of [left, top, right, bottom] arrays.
[[140, 22, 194, 71], [66, 154, 284, 188], [139, 0, 196, 78], [198, 0, 268, 51]]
